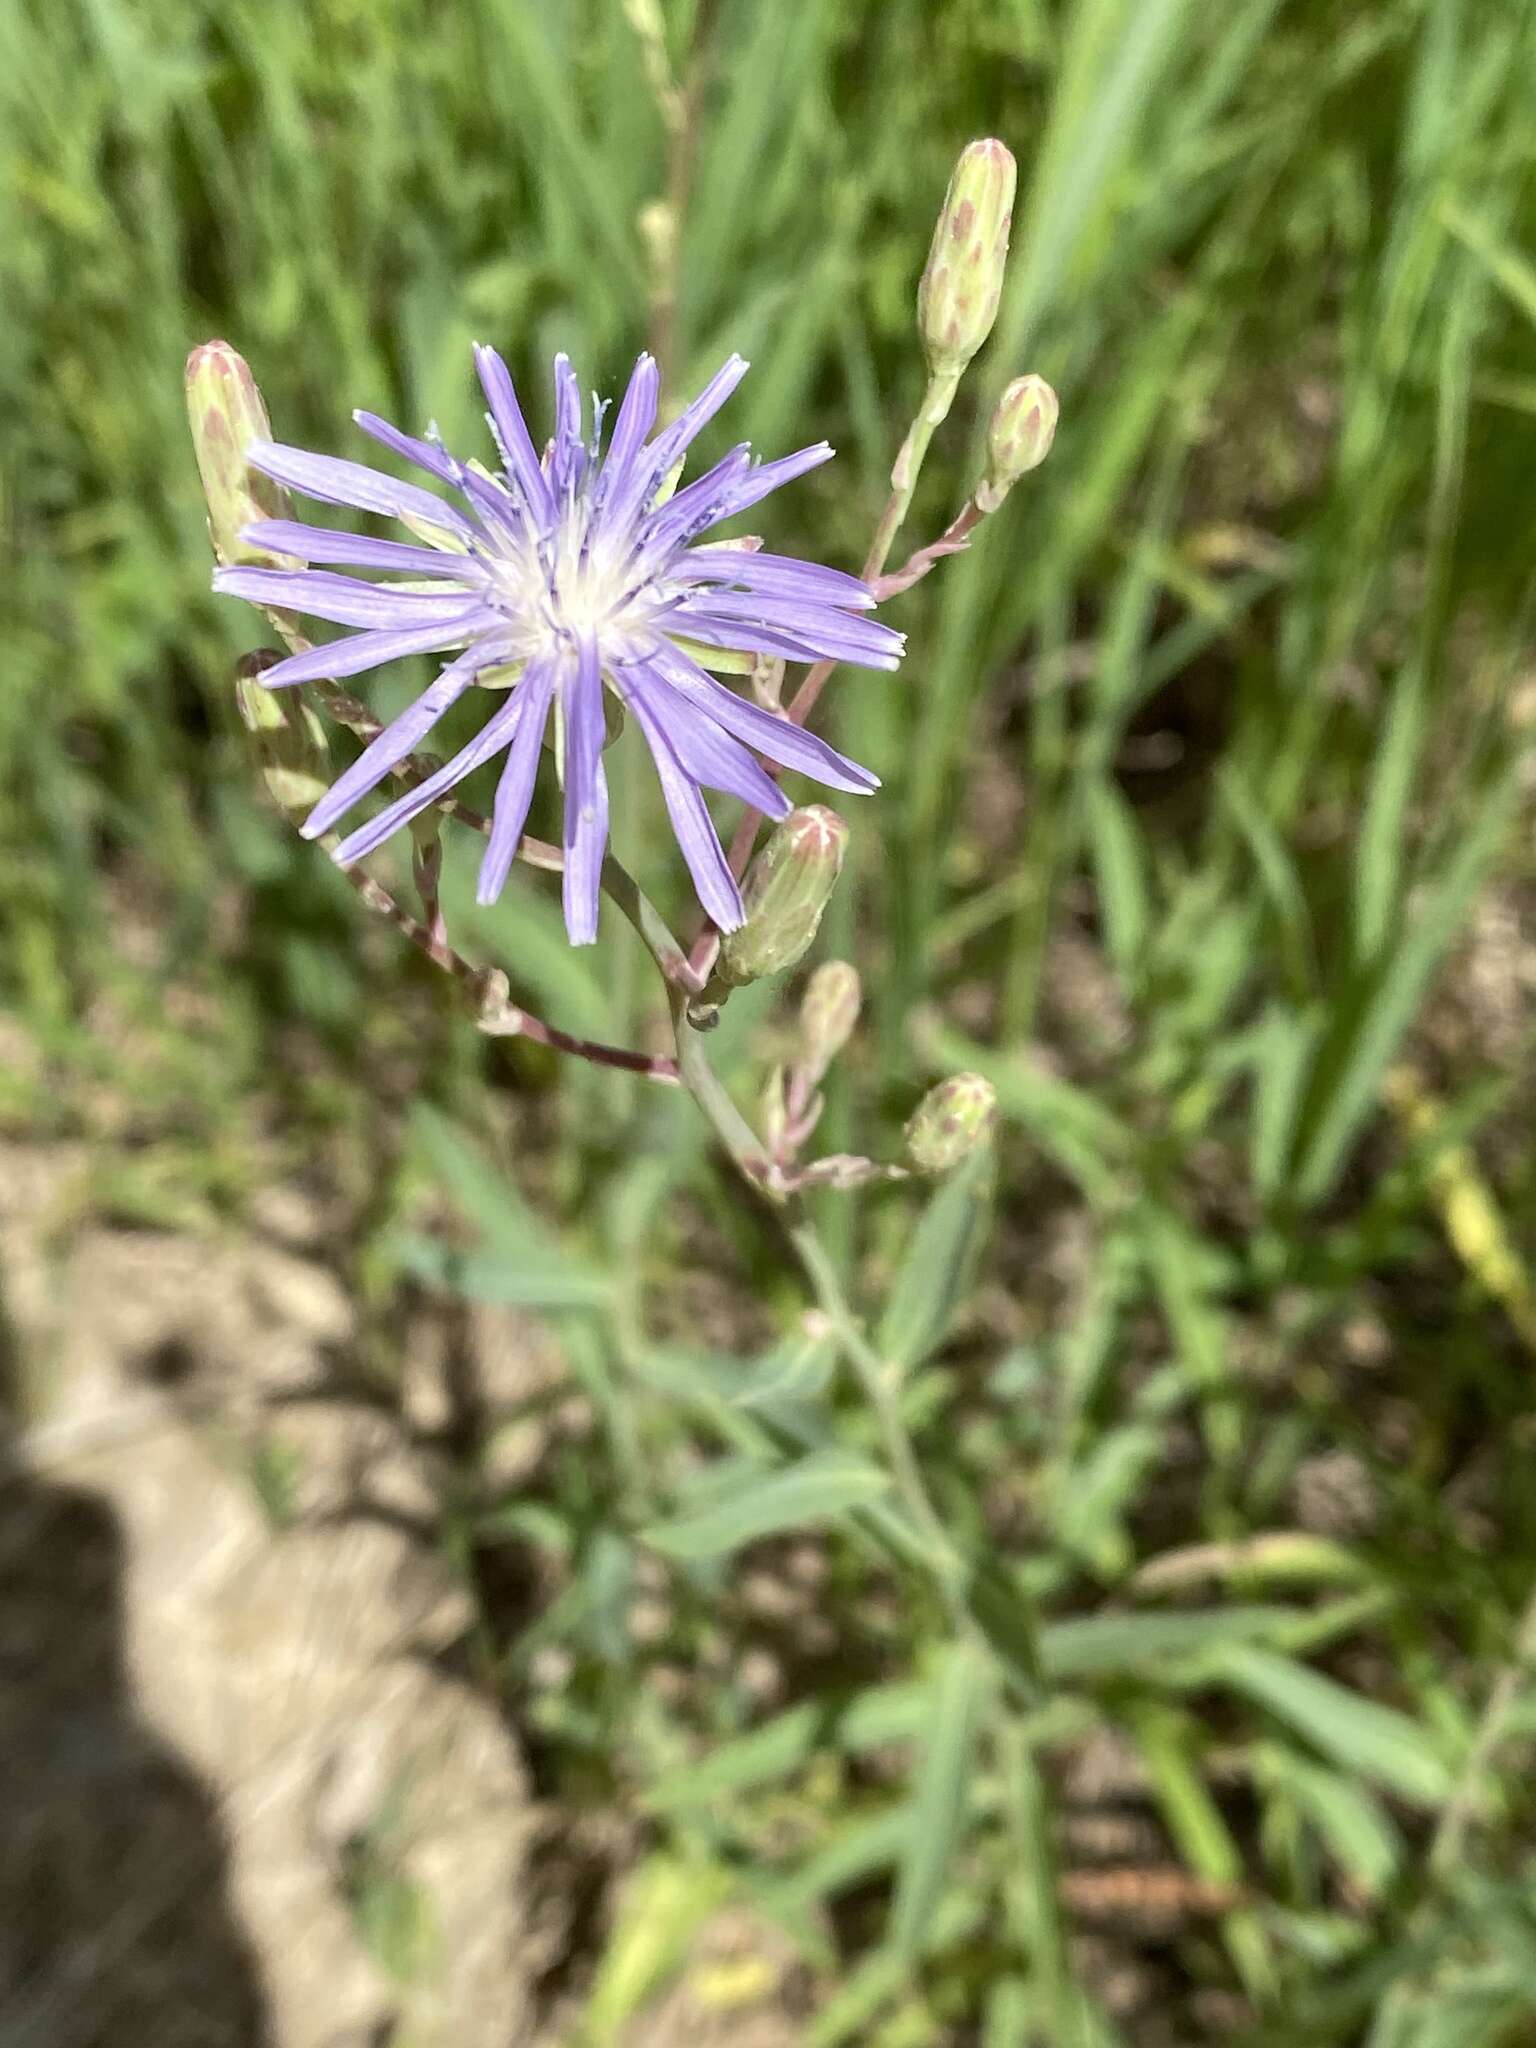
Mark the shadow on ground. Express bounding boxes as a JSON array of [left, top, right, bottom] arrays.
[[0, 1303, 272, 2048]]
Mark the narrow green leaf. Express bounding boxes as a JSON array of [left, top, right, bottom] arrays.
[[1211, 1645, 1452, 1806], [889, 1644, 991, 1964], [1041, 1605, 1308, 1680], [641, 1450, 890, 1560], [1353, 661, 1426, 963], [1292, 765, 1521, 1203], [1134, 1704, 1275, 1996], [1084, 774, 1150, 978], [646, 1704, 820, 1810], [1249, 1003, 1323, 1199], [1267, 1750, 1403, 1896], [877, 1147, 994, 1371], [387, 1232, 610, 1311], [982, 1976, 1033, 2048], [764, 1806, 913, 1921], [806, 1950, 907, 2048], [409, 1102, 543, 1250]]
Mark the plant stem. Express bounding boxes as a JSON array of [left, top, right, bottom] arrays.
[[784, 1207, 968, 1610], [343, 862, 681, 1081], [688, 367, 963, 979]]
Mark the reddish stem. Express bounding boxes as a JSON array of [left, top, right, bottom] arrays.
[[344, 866, 680, 1083], [685, 499, 982, 979]]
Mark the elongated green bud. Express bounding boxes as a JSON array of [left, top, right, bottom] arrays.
[[977, 374, 1058, 512], [234, 650, 331, 823], [717, 807, 848, 987], [916, 140, 1016, 377], [796, 961, 861, 1094], [185, 340, 292, 565], [904, 1073, 998, 1174]]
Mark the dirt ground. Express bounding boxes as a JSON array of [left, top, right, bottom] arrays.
[[0, 1139, 543, 2046]]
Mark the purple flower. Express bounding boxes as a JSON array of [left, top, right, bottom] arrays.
[[213, 348, 901, 944]]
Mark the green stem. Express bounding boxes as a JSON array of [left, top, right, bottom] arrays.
[[688, 367, 964, 980], [865, 367, 961, 584], [784, 1208, 965, 1600]]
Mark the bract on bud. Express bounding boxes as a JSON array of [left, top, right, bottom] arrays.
[[904, 1073, 998, 1175], [185, 341, 292, 565], [978, 374, 1058, 512], [233, 650, 331, 822], [916, 140, 1016, 377], [717, 806, 848, 987], [796, 961, 862, 1093]]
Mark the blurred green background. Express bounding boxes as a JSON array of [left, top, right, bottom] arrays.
[[8, 0, 1536, 2040]]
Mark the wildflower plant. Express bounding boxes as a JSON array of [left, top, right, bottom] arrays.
[[190, 135, 1061, 1980]]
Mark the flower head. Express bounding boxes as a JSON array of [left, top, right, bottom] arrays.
[[212, 348, 901, 943]]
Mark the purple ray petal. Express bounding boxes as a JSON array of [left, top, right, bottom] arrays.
[[693, 441, 834, 529], [301, 642, 515, 840], [455, 464, 532, 549], [656, 608, 829, 672], [644, 354, 749, 475], [331, 691, 528, 867], [603, 355, 750, 533], [255, 607, 498, 688], [645, 639, 879, 793], [560, 638, 609, 944], [241, 520, 484, 578], [548, 354, 585, 494], [353, 410, 463, 487], [670, 591, 904, 670], [477, 657, 560, 903], [627, 690, 745, 932], [680, 546, 876, 609], [632, 445, 754, 556], [619, 661, 791, 817], [247, 441, 477, 543], [213, 565, 486, 630], [597, 354, 659, 496], [473, 344, 555, 525]]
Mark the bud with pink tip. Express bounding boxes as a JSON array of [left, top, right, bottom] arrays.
[[797, 961, 861, 1088], [185, 341, 293, 565], [904, 1073, 998, 1174], [717, 807, 849, 987], [977, 374, 1058, 512]]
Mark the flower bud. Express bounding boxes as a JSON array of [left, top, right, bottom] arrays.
[[977, 374, 1059, 512], [717, 807, 848, 987], [233, 650, 331, 823], [796, 961, 862, 1093], [186, 341, 292, 565], [916, 140, 1016, 377], [904, 1073, 998, 1175]]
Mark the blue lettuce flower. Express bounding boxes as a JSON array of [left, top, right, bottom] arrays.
[[214, 348, 901, 943]]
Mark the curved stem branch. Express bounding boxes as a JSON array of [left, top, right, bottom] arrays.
[[345, 862, 680, 1081], [687, 368, 961, 978]]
